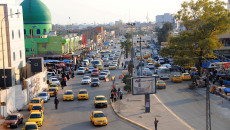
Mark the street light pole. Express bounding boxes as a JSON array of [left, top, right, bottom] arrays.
[[1, 12, 20, 117]]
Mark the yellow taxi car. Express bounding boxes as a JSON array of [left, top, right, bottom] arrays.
[[30, 104, 44, 113], [94, 95, 108, 108], [183, 64, 191, 70], [78, 89, 89, 100], [143, 54, 150, 59], [90, 111, 108, 126], [49, 83, 59, 91], [147, 58, 154, 63], [109, 64, 116, 70], [63, 90, 74, 101], [22, 122, 39, 130], [48, 88, 58, 97], [97, 64, 104, 70], [171, 75, 182, 83], [156, 80, 166, 89], [154, 61, 161, 67], [28, 98, 44, 110], [136, 55, 141, 60], [182, 73, 191, 80], [27, 111, 44, 127]]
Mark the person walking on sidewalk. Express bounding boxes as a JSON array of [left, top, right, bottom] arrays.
[[122, 62, 124, 68], [114, 91, 117, 102], [119, 89, 123, 100], [154, 117, 159, 130], [54, 97, 59, 110], [61, 78, 64, 89]]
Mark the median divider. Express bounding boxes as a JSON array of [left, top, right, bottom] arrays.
[[110, 100, 150, 130]]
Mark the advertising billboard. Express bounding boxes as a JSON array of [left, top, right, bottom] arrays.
[[132, 77, 156, 95]]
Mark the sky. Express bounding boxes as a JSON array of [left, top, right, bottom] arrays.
[[16, 0, 228, 25]]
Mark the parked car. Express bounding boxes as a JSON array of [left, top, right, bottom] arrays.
[[3, 113, 23, 128], [37, 92, 50, 103]]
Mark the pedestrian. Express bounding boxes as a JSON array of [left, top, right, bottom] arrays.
[[219, 77, 223, 86], [111, 91, 114, 102], [64, 76, 67, 86], [54, 97, 59, 110], [119, 89, 123, 100], [117, 88, 120, 98], [124, 64, 126, 70], [54, 90, 57, 98], [154, 117, 159, 130], [122, 62, 124, 68], [114, 91, 117, 102], [61, 78, 64, 89], [67, 72, 70, 80]]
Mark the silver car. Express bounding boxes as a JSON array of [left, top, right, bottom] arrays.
[[37, 92, 50, 102], [99, 72, 108, 80], [102, 70, 110, 76]]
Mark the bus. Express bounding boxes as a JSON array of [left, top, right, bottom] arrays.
[[158, 67, 170, 79]]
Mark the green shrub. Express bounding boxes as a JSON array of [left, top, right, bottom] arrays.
[[122, 75, 131, 84], [124, 84, 131, 92]]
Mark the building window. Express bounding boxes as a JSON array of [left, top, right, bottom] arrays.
[[24, 29, 26, 35], [37, 29, 40, 34], [10, 8, 13, 18], [18, 30, 21, 38], [43, 29, 46, 35], [26, 48, 30, 52], [30, 29, 33, 36], [12, 30, 14, 39], [13, 52, 15, 61], [20, 50, 22, 59], [17, 9, 19, 18]]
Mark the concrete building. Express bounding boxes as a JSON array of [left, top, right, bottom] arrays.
[[0, 1, 26, 82], [156, 13, 177, 29]]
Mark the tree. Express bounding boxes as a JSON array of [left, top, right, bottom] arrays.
[[160, 0, 230, 74], [124, 33, 132, 40], [156, 22, 173, 46], [120, 39, 132, 58]]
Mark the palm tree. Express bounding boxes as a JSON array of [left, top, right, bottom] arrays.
[[120, 39, 131, 58]]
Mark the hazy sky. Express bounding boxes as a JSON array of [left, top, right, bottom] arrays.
[[17, 0, 228, 25]]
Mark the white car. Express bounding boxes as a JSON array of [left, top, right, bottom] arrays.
[[88, 67, 94, 73], [81, 76, 91, 84], [37, 92, 50, 102], [161, 64, 171, 69], [77, 67, 86, 74], [143, 68, 151, 73], [49, 78, 60, 85], [102, 70, 110, 76], [147, 63, 154, 69]]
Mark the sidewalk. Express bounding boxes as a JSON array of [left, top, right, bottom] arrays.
[[111, 93, 193, 130]]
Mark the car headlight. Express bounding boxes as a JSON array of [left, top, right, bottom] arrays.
[[95, 120, 98, 122], [104, 120, 107, 122]]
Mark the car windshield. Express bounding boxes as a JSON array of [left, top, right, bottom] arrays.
[[52, 79, 58, 81], [6, 115, 17, 120], [49, 89, 56, 92], [83, 77, 89, 79], [50, 85, 57, 87], [79, 68, 84, 70], [94, 113, 105, 118], [96, 97, 106, 100], [92, 79, 99, 82], [174, 75, 181, 77], [29, 114, 41, 118], [89, 67, 94, 69], [146, 72, 152, 75], [25, 125, 37, 129], [64, 91, 73, 95], [79, 91, 87, 94], [158, 81, 164, 84], [92, 70, 98, 72], [30, 100, 39, 103], [92, 61, 100, 64], [100, 73, 106, 75], [184, 74, 190, 76], [32, 106, 42, 110], [38, 93, 47, 96], [148, 63, 153, 65]]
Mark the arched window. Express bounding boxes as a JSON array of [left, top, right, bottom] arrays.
[[24, 29, 26, 35], [37, 29, 40, 34], [43, 29, 46, 35]]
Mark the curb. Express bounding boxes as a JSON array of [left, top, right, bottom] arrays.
[[216, 92, 230, 101], [110, 100, 150, 130]]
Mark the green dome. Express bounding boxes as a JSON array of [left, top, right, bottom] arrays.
[[20, 0, 51, 24]]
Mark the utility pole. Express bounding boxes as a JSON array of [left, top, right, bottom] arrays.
[[206, 51, 211, 130], [137, 37, 145, 76]]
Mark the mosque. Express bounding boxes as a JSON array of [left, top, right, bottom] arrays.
[[20, 0, 80, 57]]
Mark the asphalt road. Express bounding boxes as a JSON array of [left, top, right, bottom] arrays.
[[1, 44, 142, 130]]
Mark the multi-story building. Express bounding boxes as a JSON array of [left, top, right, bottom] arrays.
[[155, 13, 177, 29], [0, 1, 26, 82]]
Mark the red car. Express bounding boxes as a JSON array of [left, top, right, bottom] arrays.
[[91, 69, 100, 76], [3, 113, 23, 128]]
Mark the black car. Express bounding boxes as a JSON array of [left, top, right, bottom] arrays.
[[91, 78, 100, 87]]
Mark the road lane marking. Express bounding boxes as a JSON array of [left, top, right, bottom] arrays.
[[154, 94, 195, 130]]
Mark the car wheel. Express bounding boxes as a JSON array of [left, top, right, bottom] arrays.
[[16, 123, 19, 128]]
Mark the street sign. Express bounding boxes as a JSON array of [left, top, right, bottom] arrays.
[[1, 102, 6, 106], [131, 76, 156, 95]]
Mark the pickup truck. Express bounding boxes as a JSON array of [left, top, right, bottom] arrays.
[[3, 113, 23, 128]]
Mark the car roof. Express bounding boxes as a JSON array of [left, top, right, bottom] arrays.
[[32, 98, 41, 100], [79, 89, 87, 91], [25, 122, 37, 125], [93, 111, 104, 114], [183, 73, 189, 74], [157, 80, 164, 82], [30, 111, 42, 114], [32, 104, 42, 107], [39, 92, 48, 94], [83, 76, 90, 78], [95, 95, 105, 98], [65, 90, 73, 92]]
